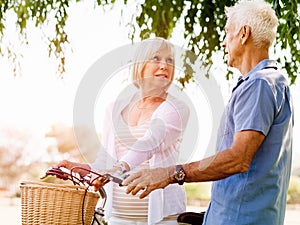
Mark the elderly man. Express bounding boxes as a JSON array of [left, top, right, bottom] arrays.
[[123, 1, 294, 224]]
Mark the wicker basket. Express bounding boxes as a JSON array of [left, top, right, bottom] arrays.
[[20, 181, 100, 225]]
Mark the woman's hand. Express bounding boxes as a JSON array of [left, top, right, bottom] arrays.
[[57, 160, 91, 177], [91, 175, 111, 191], [89, 167, 123, 191]]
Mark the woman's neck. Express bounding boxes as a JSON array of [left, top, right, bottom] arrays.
[[139, 89, 168, 102]]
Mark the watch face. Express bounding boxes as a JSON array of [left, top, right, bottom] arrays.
[[175, 171, 185, 181], [175, 166, 185, 185]]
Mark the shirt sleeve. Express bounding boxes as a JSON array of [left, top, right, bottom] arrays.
[[120, 97, 190, 169], [233, 79, 276, 135]]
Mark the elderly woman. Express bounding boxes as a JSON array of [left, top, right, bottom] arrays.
[[58, 37, 190, 225]]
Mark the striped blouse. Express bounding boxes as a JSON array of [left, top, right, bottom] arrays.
[[111, 118, 150, 220]]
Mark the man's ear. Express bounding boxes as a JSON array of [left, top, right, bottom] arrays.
[[240, 25, 251, 45]]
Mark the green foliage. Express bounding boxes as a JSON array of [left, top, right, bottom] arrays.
[[133, 0, 299, 85], [0, 0, 299, 84], [0, 0, 70, 74], [135, 0, 185, 39], [273, 0, 300, 85]]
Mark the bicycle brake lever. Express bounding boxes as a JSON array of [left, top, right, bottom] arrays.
[[104, 173, 129, 186]]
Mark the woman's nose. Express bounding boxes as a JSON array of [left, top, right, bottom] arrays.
[[159, 60, 167, 70]]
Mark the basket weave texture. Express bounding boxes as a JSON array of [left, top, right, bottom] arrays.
[[20, 181, 100, 225]]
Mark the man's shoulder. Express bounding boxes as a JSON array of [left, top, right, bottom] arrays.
[[249, 60, 288, 87]]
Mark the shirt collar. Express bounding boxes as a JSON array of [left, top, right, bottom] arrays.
[[232, 60, 278, 93], [244, 59, 278, 81]]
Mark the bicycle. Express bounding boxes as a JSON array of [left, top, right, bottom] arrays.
[[39, 166, 126, 225]]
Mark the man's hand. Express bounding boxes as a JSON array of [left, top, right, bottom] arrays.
[[122, 167, 174, 199]]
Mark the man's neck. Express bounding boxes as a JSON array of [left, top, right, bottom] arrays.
[[239, 49, 269, 77]]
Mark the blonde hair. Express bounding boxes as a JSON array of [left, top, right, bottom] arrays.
[[131, 37, 175, 88], [225, 0, 278, 48]]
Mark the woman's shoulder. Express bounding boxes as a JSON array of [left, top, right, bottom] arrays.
[[166, 94, 190, 111], [153, 94, 190, 117]]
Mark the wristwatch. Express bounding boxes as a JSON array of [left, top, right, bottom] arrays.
[[174, 165, 186, 185], [113, 161, 127, 174]]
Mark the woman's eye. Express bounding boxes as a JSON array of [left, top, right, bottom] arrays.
[[166, 58, 173, 64], [152, 56, 160, 62]]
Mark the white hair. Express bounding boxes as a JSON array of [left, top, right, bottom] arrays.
[[225, 0, 278, 48], [131, 37, 175, 88]]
